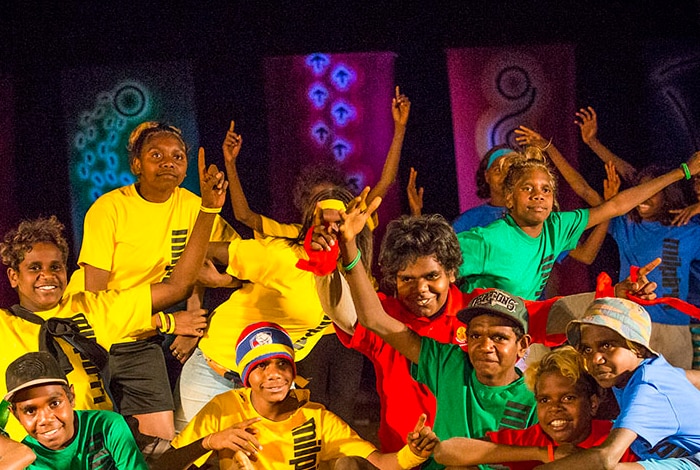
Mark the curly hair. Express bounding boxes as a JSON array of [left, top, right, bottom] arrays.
[[628, 165, 687, 225], [378, 214, 462, 293], [292, 163, 348, 214], [0, 216, 69, 271], [502, 146, 561, 212], [524, 345, 599, 398], [292, 186, 374, 272], [476, 145, 516, 200], [126, 121, 188, 171]]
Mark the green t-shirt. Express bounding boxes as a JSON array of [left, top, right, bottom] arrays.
[[23, 409, 147, 470], [412, 337, 537, 470], [457, 209, 589, 300]]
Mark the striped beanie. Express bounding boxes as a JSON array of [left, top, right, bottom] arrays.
[[236, 322, 296, 387], [566, 297, 658, 356]]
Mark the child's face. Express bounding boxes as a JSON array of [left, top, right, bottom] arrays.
[[535, 371, 598, 445], [635, 177, 664, 222], [485, 157, 508, 199], [506, 168, 554, 231], [396, 255, 455, 318], [579, 325, 643, 388], [131, 132, 187, 196], [467, 314, 530, 386], [11, 384, 75, 450], [248, 358, 294, 405], [8, 242, 67, 311]]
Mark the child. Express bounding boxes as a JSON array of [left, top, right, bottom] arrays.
[[0, 149, 225, 439], [3, 352, 147, 469], [157, 322, 436, 470], [432, 346, 637, 469], [457, 149, 700, 300], [539, 297, 700, 468]]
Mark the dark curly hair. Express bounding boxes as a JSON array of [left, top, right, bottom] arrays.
[[476, 145, 516, 199], [126, 121, 188, 171], [628, 165, 687, 225], [502, 146, 560, 213], [378, 214, 462, 293], [0, 216, 69, 271], [292, 163, 348, 214]]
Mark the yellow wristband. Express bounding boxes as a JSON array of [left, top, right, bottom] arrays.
[[166, 313, 177, 334], [396, 444, 427, 470], [156, 312, 168, 333], [200, 205, 222, 214]]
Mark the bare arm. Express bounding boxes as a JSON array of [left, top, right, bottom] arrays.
[[535, 427, 637, 470], [0, 435, 36, 470], [314, 271, 358, 335], [367, 86, 410, 202], [222, 121, 264, 234], [575, 106, 637, 182], [406, 167, 424, 216], [434, 437, 548, 467]]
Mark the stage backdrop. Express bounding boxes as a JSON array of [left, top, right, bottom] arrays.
[[0, 74, 18, 304], [60, 61, 200, 252], [263, 52, 399, 237], [447, 44, 579, 213]]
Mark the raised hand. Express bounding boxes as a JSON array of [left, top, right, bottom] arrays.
[[222, 120, 243, 166], [670, 202, 700, 226], [514, 125, 551, 150], [392, 86, 411, 126], [172, 308, 208, 336], [574, 106, 598, 145], [339, 187, 382, 245], [206, 418, 262, 459], [603, 161, 620, 200], [614, 258, 661, 301], [199, 147, 228, 210], [407, 167, 424, 216], [406, 414, 438, 458]]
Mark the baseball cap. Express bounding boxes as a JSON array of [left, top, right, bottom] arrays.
[[566, 297, 657, 356], [457, 289, 529, 333], [236, 322, 296, 387], [5, 352, 68, 402]]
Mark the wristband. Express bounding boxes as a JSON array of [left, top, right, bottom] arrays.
[[343, 249, 362, 271], [166, 313, 177, 335], [396, 444, 428, 470], [156, 312, 168, 333], [203, 433, 213, 451], [548, 444, 555, 462], [681, 162, 692, 180], [200, 205, 222, 214]]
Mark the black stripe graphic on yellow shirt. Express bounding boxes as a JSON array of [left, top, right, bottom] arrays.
[[165, 228, 189, 280], [68, 313, 108, 405], [290, 418, 322, 468]]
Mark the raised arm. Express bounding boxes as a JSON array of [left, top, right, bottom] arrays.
[[586, 152, 700, 229], [406, 167, 424, 216], [575, 106, 637, 182], [150, 148, 227, 312], [222, 120, 264, 234], [367, 86, 410, 202]]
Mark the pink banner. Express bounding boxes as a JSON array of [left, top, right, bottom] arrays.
[[263, 52, 399, 233], [0, 74, 18, 304], [447, 44, 579, 212]]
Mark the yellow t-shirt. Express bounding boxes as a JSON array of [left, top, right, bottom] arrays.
[[70, 184, 238, 292], [0, 285, 153, 439], [198, 237, 331, 370], [259, 215, 301, 239], [172, 388, 376, 469]]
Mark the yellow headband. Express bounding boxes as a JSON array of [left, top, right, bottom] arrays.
[[317, 199, 347, 211]]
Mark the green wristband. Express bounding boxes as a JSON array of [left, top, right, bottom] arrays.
[[343, 249, 362, 271], [681, 162, 692, 180]]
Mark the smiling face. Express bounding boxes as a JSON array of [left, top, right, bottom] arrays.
[[535, 371, 598, 445], [247, 358, 294, 409], [485, 156, 509, 204], [396, 255, 455, 318], [12, 384, 76, 450], [466, 314, 530, 386], [131, 132, 188, 202], [635, 176, 664, 222], [579, 325, 643, 388], [506, 168, 554, 235], [8, 242, 67, 312]]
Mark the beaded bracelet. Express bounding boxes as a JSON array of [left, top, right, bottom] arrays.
[[681, 162, 692, 180], [200, 205, 222, 214], [343, 249, 362, 271], [165, 313, 177, 335]]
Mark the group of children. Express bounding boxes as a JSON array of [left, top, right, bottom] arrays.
[[0, 91, 700, 470]]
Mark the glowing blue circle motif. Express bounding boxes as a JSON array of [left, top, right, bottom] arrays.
[[74, 132, 86, 150], [86, 126, 97, 141], [120, 172, 136, 186], [330, 65, 355, 90], [346, 172, 366, 195], [331, 101, 355, 127], [311, 122, 331, 145], [331, 138, 352, 162], [113, 84, 147, 118], [308, 83, 329, 109], [305, 53, 331, 75]]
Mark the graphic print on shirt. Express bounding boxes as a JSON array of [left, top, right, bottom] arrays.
[[289, 417, 322, 469], [535, 254, 555, 298], [68, 313, 110, 406], [164, 228, 188, 279]]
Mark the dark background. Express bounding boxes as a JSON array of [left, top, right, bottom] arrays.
[[2, 0, 700, 263]]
